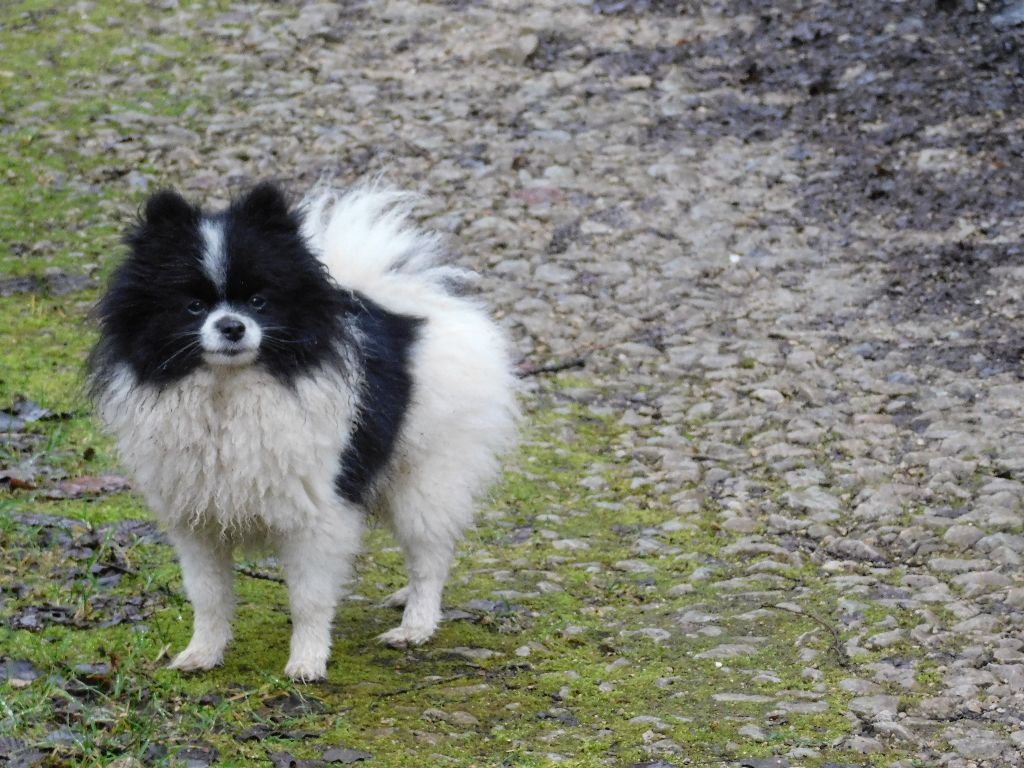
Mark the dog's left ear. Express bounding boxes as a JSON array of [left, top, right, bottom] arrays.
[[234, 183, 297, 232]]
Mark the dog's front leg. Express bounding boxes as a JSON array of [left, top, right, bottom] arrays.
[[167, 529, 235, 671], [276, 512, 362, 682]]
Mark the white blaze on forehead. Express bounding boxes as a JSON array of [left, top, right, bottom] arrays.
[[200, 218, 227, 290]]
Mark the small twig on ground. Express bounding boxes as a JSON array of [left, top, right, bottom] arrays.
[[229, 683, 274, 703], [513, 324, 683, 379], [376, 673, 472, 698], [234, 564, 286, 584], [515, 356, 587, 378], [771, 603, 851, 668]]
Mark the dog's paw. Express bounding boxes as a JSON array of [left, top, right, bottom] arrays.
[[169, 643, 224, 672], [380, 585, 410, 609], [377, 624, 435, 648], [284, 656, 327, 683]]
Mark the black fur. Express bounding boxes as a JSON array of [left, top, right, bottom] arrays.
[[335, 296, 422, 505], [89, 184, 352, 392]]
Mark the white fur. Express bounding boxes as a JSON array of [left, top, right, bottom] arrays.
[[97, 362, 358, 535], [200, 305, 262, 365], [300, 184, 474, 293], [96, 185, 518, 680], [199, 218, 227, 290]]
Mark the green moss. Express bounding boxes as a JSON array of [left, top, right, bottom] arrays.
[[3, 385, 924, 765], [0, 293, 95, 410]]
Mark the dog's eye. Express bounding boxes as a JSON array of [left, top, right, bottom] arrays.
[[249, 295, 267, 311], [186, 300, 206, 315]]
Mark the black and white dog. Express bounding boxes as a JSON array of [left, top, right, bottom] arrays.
[[88, 183, 518, 681]]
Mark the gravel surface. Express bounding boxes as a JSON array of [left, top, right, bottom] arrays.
[[6, 0, 1024, 765]]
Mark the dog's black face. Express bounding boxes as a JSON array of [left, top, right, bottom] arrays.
[[91, 184, 353, 389]]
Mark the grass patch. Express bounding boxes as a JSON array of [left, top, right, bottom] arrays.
[[1, 405, 924, 766]]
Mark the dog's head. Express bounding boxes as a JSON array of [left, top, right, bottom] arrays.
[[93, 183, 350, 387]]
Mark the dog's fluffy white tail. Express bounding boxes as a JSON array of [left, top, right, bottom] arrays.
[[300, 185, 472, 294]]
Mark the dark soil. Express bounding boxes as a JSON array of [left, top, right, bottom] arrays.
[[656, 0, 1024, 374], [530, 1, 1024, 373], [662, 2, 1024, 232], [1, 514, 166, 631]]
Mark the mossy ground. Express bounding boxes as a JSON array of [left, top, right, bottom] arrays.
[[2, 409, 908, 768], [0, 2, 931, 766]]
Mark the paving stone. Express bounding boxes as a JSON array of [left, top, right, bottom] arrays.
[[848, 696, 901, 718], [694, 644, 759, 660], [945, 728, 1009, 760], [942, 525, 985, 548]]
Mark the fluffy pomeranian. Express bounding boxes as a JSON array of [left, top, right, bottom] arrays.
[[88, 183, 518, 681]]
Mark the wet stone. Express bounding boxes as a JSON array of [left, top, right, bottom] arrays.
[[712, 692, 775, 703], [838, 678, 882, 695], [0, 660, 39, 684], [866, 630, 904, 649], [737, 724, 767, 741], [848, 695, 900, 718], [694, 644, 758, 660], [613, 559, 655, 573], [943, 524, 985, 548], [945, 727, 1009, 760]]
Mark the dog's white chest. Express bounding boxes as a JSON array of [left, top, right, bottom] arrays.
[[100, 366, 355, 533]]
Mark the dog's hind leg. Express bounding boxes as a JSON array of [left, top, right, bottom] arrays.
[[378, 467, 476, 648]]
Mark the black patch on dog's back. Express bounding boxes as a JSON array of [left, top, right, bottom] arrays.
[[335, 295, 422, 505]]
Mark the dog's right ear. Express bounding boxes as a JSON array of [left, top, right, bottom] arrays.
[[140, 190, 197, 229], [125, 190, 200, 261]]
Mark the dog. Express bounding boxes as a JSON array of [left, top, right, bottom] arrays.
[[87, 182, 518, 681]]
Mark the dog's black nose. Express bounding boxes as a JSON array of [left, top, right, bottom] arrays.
[[215, 316, 246, 342]]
